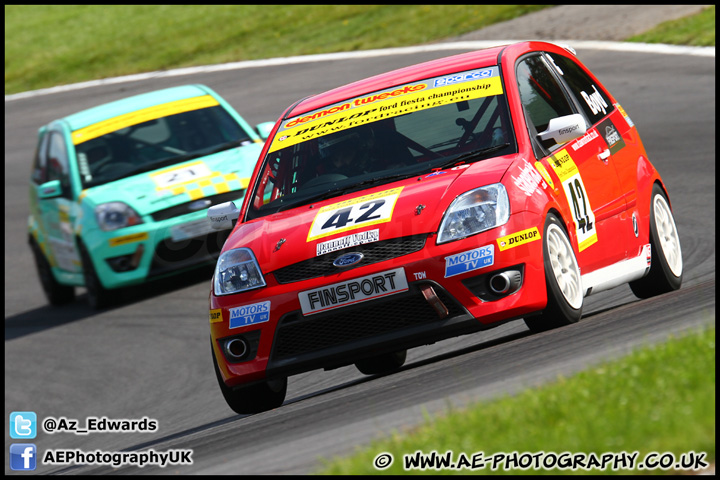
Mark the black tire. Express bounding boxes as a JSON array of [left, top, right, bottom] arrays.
[[629, 185, 683, 298], [29, 238, 75, 306], [212, 342, 286, 415], [355, 350, 407, 375], [78, 242, 113, 309], [525, 214, 583, 333]]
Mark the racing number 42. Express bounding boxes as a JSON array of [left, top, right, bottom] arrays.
[[307, 187, 403, 241], [561, 174, 598, 251], [568, 178, 593, 234], [322, 199, 385, 230]]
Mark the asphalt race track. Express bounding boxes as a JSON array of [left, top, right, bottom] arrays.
[[4, 43, 715, 474]]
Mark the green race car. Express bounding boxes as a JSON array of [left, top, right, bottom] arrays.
[[28, 84, 272, 308]]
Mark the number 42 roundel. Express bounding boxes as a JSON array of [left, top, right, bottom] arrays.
[[548, 149, 598, 251], [307, 187, 404, 242]]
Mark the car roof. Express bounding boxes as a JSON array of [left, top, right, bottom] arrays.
[[59, 84, 213, 131], [287, 44, 510, 118], [285, 41, 578, 119]]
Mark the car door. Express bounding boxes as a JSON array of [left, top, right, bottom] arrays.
[[515, 53, 628, 272], [34, 128, 82, 273], [544, 51, 641, 256]]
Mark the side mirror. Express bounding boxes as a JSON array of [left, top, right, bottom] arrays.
[[255, 122, 275, 141], [537, 113, 587, 145], [207, 201, 241, 230], [38, 179, 63, 199]]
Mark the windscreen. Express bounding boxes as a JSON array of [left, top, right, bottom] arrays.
[[248, 66, 516, 219], [73, 97, 254, 189]]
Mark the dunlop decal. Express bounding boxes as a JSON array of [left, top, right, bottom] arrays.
[[109, 232, 148, 247], [497, 227, 540, 251], [547, 148, 578, 182], [209, 309, 223, 324]]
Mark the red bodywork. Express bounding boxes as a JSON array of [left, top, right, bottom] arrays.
[[209, 41, 664, 389]]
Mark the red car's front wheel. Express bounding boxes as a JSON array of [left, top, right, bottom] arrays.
[[525, 213, 583, 333], [212, 342, 287, 415]]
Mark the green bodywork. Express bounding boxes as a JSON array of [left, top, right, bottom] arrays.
[[28, 84, 270, 291]]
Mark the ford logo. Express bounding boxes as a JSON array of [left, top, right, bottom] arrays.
[[333, 252, 364, 268]]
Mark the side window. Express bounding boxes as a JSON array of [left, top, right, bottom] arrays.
[[31, 131, 50, 184], [545, 52, 614, 125], [46, 132, 72, 198], [516, 54, 576, 155]]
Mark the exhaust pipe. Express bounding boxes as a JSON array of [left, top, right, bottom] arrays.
[[224, 338, 248, 360], [489, 270, 522, 295]]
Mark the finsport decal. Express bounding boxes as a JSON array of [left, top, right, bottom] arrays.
[[298, 267, 408, 315]]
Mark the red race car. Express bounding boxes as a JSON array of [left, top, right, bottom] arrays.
[[207, 41, 683, 414]]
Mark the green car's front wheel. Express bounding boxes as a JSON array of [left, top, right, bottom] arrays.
[[78, 241, 113, 309], [29, 238, 75, 306]]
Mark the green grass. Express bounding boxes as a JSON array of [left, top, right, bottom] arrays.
[[318, 327, 715, 475], [4, 5, 551, 95], [627, 6, 715, 47], [4, 5, 715, 96], [5, 5, 715, 96]]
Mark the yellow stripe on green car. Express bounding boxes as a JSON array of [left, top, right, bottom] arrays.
[[71, 95, 220, 145]]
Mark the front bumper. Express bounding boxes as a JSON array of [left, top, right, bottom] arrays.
[[84, 207, 237, 290], [211, 211, 547, 387]]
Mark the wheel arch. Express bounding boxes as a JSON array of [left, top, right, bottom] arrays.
[[543, 206, 578, 252], [75, 234, 107, 289]]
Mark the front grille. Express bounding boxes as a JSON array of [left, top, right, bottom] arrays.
[[147, 229, 230, 278], [150, 190, 245, 221], [271, 284, 465, 361], [273, 234, 427, 284]]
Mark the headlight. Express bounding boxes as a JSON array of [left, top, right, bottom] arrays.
[[437, 183, 510, 244], [95, 202, 143, 231], [214, 248, 266, 296]]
